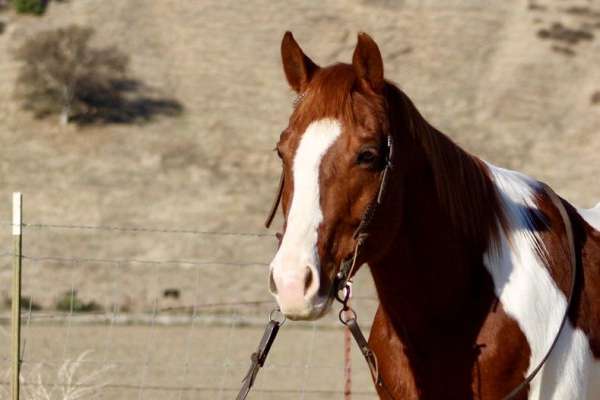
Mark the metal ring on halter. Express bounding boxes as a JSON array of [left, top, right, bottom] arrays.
[[269, 308, 286, 325], [339, 308, 357, 325], [335, 281, 353, 305]]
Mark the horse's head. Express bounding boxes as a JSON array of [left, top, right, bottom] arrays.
[[268, 32, 396, 320]]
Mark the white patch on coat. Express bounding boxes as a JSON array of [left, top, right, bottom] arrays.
[[269, 119, 341, 317], [577, 202, 600, 232], [484, 164, 597, 399]]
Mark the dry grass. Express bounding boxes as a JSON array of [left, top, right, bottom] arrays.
[[0, 351, 113, 400]]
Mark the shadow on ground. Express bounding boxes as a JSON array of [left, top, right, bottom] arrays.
[[72, 78, 184, 125]]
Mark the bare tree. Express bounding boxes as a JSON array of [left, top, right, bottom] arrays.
[[14, 25, 129, 125]]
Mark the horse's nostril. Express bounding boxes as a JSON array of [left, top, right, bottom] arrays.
[[304, 266, 313, 295], [269, 270, 278, 295]]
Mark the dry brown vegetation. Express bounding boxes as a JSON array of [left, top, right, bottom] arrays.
[[13, 25, 183, 126], [14, 25, 130, 125]]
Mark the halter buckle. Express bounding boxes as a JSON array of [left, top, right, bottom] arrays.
[[335, 280, 352, 306]]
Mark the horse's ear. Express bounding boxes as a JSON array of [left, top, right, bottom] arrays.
[[352, 32, 384, 94], [281, 31, 319, 93]]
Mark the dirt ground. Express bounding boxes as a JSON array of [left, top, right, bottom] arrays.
[[1, 0, 600, 398]]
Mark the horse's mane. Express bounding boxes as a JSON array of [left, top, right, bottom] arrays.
[[385, 83, 507, 249]]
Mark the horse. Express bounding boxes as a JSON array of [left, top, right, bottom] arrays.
[[265, 31, 600, 399]]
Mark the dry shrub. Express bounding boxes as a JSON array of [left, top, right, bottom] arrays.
[[537, 22, 594, 45], [14, 25, 129, 125]]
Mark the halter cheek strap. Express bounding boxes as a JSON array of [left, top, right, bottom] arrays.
[[335, 133, 394, 291], [264, 172, 284, 229]]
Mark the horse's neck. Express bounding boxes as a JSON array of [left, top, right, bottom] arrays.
[[369, 127, 498, 347], [371, 185, 489, 335]]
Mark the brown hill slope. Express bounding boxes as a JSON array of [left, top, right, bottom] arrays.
[[0, 0, 599, 310]]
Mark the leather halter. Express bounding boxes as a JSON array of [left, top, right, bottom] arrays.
[[264, 171, 284, 229], [261, 131, 577, 399], [333, 133, 394, 293]]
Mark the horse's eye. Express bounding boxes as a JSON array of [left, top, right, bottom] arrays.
[[356, 148, 379, 166]]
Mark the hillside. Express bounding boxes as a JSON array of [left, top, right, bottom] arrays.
[[0, 0, 599, 311]]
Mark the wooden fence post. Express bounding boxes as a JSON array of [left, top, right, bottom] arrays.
[[11, 192, 22, 400]]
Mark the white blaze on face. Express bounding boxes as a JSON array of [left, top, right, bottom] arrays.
[[269, 118, 342, 320]]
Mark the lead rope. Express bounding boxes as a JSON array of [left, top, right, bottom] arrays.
[[235, 309, 285, 400], [336, 279, 397, 400]]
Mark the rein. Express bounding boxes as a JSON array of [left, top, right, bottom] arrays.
[[241, 132, 578, 399], [235, 310, 285, 400]]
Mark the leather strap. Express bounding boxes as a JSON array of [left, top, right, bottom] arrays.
[[341, 312, 398, 400], [236, 317, 283, 400], [264, 172, 284, 229], [334, 134, 395, 293], [346, 318, 381, 386]]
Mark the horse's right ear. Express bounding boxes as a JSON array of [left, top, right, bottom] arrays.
[[281, 31, 319, 93], [352, 32, 384, 94]]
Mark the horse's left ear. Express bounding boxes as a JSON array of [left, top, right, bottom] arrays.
[[352, 32, 384, 94]]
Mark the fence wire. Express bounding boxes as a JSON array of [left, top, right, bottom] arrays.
[[0, 381, 376, 397], [1, 219, 379, 399], [0, 221, 275, 238], [17, 253, 268, 268]]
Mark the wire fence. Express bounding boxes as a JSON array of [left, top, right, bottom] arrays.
[[0, 221, 275, 238], [1, 207, 379, 400]]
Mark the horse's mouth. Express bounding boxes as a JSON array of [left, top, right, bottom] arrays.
[[284, 295, 334, 321]]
